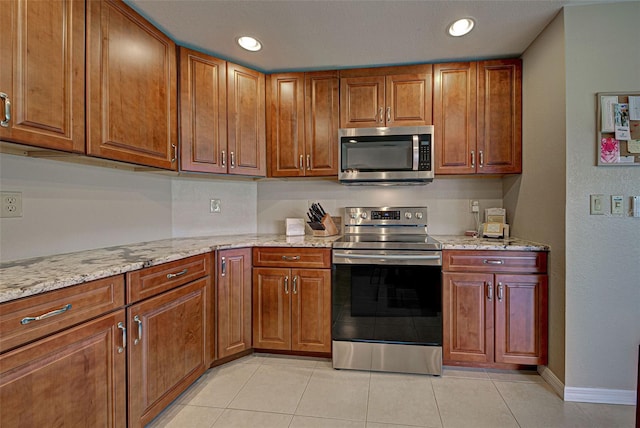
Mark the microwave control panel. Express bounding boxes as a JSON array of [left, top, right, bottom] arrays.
[[418, 140, 431, 171]]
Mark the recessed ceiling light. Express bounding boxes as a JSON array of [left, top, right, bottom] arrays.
[[237, 36, 262, 52], [448, 18, 475, 37]]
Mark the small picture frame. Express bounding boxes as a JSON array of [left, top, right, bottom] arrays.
[[596, 92, 640, 166]]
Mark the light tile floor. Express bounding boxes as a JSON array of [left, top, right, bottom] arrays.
[[147, 354, 636, 428]]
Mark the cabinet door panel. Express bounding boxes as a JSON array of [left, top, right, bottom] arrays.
[[217, 248, 252, 359], [305, 71, 339, 176], [434, 63, 477, 174], [128, 278, 209, 427], [477, 59, 522, 174], [443, 272, 493, 363], [86, 0, 177, 170], [340, 76, 385, 128], [253, 267, 291, 350], [179, 47, 227, 173], [268, 73, 305, 177], [292, 269, 331, 353], [0, 311, 126, 428], [227, 63, 266, 176], [0, 0, 84, 152], [494, 274, 547, 365], [386, 72, 432, 127]]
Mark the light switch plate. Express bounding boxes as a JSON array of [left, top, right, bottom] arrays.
[[611, 195, 623, 215], [632, 196, 640, 217], [590, 194, 605, 215]]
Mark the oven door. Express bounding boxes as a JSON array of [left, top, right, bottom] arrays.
[[332, 250, 442, 346]]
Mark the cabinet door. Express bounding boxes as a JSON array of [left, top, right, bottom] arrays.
[[477, 59, 522, 174], [494, 274, 547, 365], [0, 0, 84, 152], [386, 71, 433, 127], [305, 71, 339, 176], [128, 277, 210, 428], [442, 272, 493, 364], [86, 0, 178, 170], [340, 76, 385, 128], [217, 248, 252, 359], [268, 73, 305, 177], [179, 47, 227, 174], [0, 311, 126, 427], [291, 268, 331, 353], [227, 63, 266, 176], [433, 62, 477, 174], [253, 267, 291, 350]]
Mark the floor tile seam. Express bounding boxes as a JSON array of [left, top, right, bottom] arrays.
[[363, 370, 372, 424], [222, 361, 262, 409], [289, 360, 318, 420], [429, 375, 446, 428], [491, 379, 524, 428], [225, 405, 297, 417]]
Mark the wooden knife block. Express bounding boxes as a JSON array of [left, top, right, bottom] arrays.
[[312, 215, 340, 237]]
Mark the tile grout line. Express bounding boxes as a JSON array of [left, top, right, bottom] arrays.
[[491, 379, 523, 428], [286, 359, 319, 427]]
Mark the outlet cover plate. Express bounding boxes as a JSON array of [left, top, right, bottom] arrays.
[[1, 191, 23, 218], [210, 199, 221, 213]]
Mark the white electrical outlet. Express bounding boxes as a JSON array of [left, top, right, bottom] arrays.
[[1, 191, 23, 218], [210, 199, 221, 213], [469, 200, 479, 213]]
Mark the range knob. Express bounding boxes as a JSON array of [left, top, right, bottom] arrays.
[[415, 212, 423, 219], [350, 213, 358, 219], [404, 212, 412, 219], [361, 212, 368, 219]]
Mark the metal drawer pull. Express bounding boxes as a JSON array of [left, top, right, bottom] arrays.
[[471, 150, 475, 169], [497, 282, 504, 302], [171, 144, 177, 163], [306, 154, 311, 170], [166, 268, 188, 279], [117, 322, 126, 354], [483, 259, 504, 265], [230, 151, 235, 168], [21, 304, 72, 325], [479, 150, 484, 168], [281, 255, 300, 261], [221, 257, 226, 277], [299, 155, 304, 170], [487, 282, 493, 301], [386, 107, 391, 123], [284, 276, 289, 294], [293, 276, 298, 294], [0, 92, 10, 127], [222, 150, 226, 167], [378, 107, 384, 123], [134, 315, 143, 345]]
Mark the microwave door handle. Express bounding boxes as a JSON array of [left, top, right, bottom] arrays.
[[413, 135, 420, 170]]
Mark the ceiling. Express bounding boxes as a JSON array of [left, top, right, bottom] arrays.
[[126, 0, 615, 73]]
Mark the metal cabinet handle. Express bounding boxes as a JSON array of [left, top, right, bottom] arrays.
[[497, 282, 504, 302], [166, 268, 188, 279], [281, 255, 300, 261], [117, 322, 126, 354], [0, 92, 10, 127], [299, 154, 304, 170], [483, 259, 504, 265], [222, 150, 226, 167], [133, 315, 143, 345], [293, 276, 298, 294], [386, 107, 391, 123], [21, 304, 72, 325], [306, 154, 311, 170], [378, 107, 384, 123], [171, 144, 177, 163], [284, 276, 289, 294], [471, 150, 475, 169], [221, 257, 226, 277], [479, 150, 484, 168], [230, 151, 235, 168], [487, 282, 493, 301]]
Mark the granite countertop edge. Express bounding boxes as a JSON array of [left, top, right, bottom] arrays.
[[0, 233, 548, 304]]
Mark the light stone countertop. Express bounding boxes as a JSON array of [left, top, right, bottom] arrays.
[[0, 233, 548, 304]]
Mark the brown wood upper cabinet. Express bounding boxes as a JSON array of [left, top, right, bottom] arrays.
[[434, 59, 522, 175], [86, 0, 178, 170], [0, 0, 85, 153], [339, 65, 433, 128], [267, 71, 339, 177], [179, 48, 266, 176]]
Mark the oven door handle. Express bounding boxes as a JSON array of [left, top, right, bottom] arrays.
[[333, 252, 441, 264]]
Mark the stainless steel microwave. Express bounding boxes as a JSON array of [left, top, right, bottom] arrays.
[[338, 126, 434, 185]]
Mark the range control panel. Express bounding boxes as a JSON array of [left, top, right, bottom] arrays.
[[344, 206, 428, 228]]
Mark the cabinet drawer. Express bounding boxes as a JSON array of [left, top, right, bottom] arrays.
[[253, 247, 331, 268], [127, 254, 211, 304], [443, 250, 547, 273], [0, 275, 125, 353]]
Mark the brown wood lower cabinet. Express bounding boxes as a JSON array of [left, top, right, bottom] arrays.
[[252, 247, 331, 354], [442, 250, 548, 367]]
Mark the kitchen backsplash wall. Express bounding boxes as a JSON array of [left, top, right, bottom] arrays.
[[0, 153, 173, 262], [257, 177, 504, 235]]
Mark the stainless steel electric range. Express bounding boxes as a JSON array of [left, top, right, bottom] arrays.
[[332, 206, 442, 375]]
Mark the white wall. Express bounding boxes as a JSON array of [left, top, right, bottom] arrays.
[[0, 153, 173, 261], [257, 177, 503, 235], [563, 2, 640, 394], [505, 11, 567, 382]]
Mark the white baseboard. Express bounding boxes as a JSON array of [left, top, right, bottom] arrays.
[[537, 365, 637, 405]]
